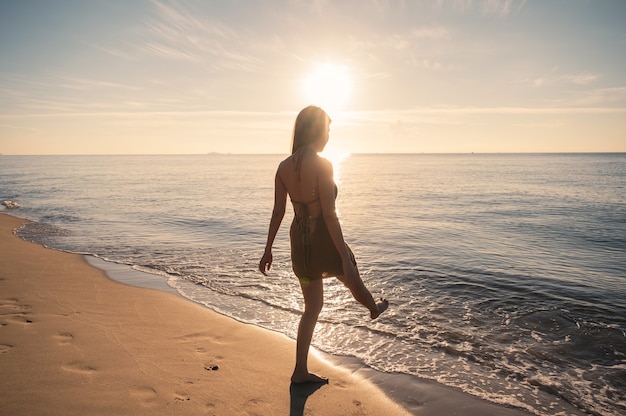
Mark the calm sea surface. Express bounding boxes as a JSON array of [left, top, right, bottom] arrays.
[[1, 153, 624, 416]]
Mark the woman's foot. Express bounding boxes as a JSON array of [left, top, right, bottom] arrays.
[[370, 298, 389, 319], [291, 372, 329, 384]]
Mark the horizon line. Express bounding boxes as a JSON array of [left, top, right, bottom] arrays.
[[2, 151, 625, 157]]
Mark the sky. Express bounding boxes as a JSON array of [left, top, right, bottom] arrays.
[[1, 0, 625, 155]]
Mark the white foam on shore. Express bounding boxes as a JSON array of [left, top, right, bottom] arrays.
[[84, 255, 178, 294], [83, 253, 541, 416]]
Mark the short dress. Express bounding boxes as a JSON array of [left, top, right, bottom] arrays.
[[289, 186, 356, 281]]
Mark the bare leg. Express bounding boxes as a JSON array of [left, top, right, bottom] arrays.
[[337, 271, 388, 319], [291, 278, 328, 384]]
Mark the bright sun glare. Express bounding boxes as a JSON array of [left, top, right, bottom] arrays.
[[302, 63, 352, 114], [302, 63, 353, 176]]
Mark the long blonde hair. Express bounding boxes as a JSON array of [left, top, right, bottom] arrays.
[[291, 106, 330, 154]]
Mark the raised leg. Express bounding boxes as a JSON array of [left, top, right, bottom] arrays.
[[337, 269, 388, 319]]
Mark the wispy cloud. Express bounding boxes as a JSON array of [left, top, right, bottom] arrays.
[[55, 77, 142, 91], [569, 87, 626, 106], [94, 0, 261, 72], [0, 123, 40, 133], [5, 103, 623, 122], [0, 73, 146, 115], [437, 0, 526, 16], [440, 0, 473, 13], [343, 106, 626, 124], [411, 26, 451, 40], [348, 24, 451, 53], [481, 0, 526, 16], [534, 71, 601, 87], [411, 58, 458, 71], [368, 0, 406, 13], [0, 109, 296, 120], [83, 42, 138, 60], [561, 72, 600, 85]]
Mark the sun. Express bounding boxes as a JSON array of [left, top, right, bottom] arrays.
[[302, 63, 352, 114]]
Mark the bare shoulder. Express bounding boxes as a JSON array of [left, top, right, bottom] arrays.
[[314, 153, 333, 175], [277, 155, 293, 174]]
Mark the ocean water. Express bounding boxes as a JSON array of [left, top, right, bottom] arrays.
[[1, 153, 624, 416]]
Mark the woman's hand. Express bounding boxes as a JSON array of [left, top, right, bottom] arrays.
[[341, 258, 358, 287], [259, 251, 273, 275]]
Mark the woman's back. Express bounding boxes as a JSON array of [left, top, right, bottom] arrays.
[[278, 148, 330, 219]]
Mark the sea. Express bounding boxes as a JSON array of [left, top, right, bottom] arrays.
[[1, 153, 624, 416]]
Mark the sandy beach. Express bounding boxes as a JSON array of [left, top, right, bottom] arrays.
[[0, 214, 410, 415], [0, 213, 539, 416]]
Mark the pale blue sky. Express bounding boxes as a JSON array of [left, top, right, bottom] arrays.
[[1, 0, 625, 154]]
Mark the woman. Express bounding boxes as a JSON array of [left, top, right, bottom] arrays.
[[259, 105, 388, 384]]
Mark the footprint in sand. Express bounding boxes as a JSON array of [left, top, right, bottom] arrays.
[[174, 391, 191, 402], [129, 386, 158, 407], [333, 380, 348, 388], [244, 397, 270, 413], [0, 298, 29, 312], [61, 361, 97, 375], [0, 298, 33, 326], [53, 332, 74, 345], [196, 345, 224, 372], [5, 315, 34, 325], [0, 297, 19, 307], [195, 347, 224, 360], [177, 331, 226, 346]]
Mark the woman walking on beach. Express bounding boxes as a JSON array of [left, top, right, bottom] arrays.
[[259, 106, 388, 384]]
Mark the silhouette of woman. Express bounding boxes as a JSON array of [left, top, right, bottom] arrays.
[[259, 105, 388, 384]]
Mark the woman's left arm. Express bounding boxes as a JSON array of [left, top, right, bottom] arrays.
[[259, 168, 287, 275], [317, 159, 358, 286]]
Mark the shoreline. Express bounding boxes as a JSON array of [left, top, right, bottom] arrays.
[[86, 251, 535, 415], [1, 213, 533, 415], [0, 213, 408, 416]]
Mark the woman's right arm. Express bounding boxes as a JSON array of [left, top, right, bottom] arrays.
[[259, 168, 287, 275]]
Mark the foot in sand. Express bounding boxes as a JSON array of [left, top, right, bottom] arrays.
[[291, 372, 329, 384], [370, 298, 389, 320]]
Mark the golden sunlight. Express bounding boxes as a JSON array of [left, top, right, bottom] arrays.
[[319, 147, 351, 184], [302, 63, 352, 114]]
